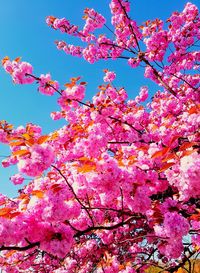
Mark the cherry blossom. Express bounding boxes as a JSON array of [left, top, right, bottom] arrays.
[[0, 1, 199, 272]]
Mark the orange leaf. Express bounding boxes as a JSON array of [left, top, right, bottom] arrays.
[[119, 265, 125, 270], [151, 124, 158, 132], [77, 163, 96, 173], [25, 138, 35, 146], [7, 136, 22, 141], [18, 193, 29, 199], [162, 153, 176, 162], [98, 85, 107, 91], [64, 82, 75, 88], [137, 146, 148, 152], [5, 124, 13, 130], [21, 197, 30, 206], [78, 157, 93, 162], [51, 184, 63, 193], [5, 250, 16, 258], [151, 147, 170, 159], [118, 160, 125, 167], [179, 142, 196, 151], [188, 106, 198, 114], [10, 140, 25, 147], [9, 211, 21, 219], [2, 56, 9, 65], [159, 162, 175, 173], [22, 133, 32, 140], [169, 135, 180, 146], [12, 150, 30, 157], [37, 135, 49, 144], [50, 132, 58, 140], [189, 215, 200, 221], [14, 57, 21, 63], [32, 190, 44, 198], [70, 76, 81, 83], [48, 80, 55, 85], [128, 155, 137, 165], [0, 207, 13, 217], [82, 15, 88, 20], [181, 150, 196, 157]]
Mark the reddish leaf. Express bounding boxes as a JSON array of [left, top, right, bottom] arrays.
[[32, 190, 44, 198], [0, 207, 13, 217], [159, 162, 175, 173], [162, 152, 176, 162], [181, 150, 196, 157], [14, 57, 21, 63], [22, 133, 32, 140], [9, 212, 21, 219], [10, 140, 25, 147], [12, 150, 30, 157], [5, 123, 13, 130], [2, 56, 9, 65], [169, 135, 181, 146], [151, 147, 170, 159], [37, 135, 49, 144], [64, 82, 75, 88], [77, 163, 96, 173], [179, 142, 196, 151], [70, 76, 81, 83], [25, 138, 35, 146], [51, 184, 63, 193], [5, 250, 17, 258], [188, 105, 199, 114]]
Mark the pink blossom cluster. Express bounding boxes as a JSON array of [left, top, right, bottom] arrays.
[[46, 16, 78, 35], [2, 156, 18, 168], [166, 152, 200, 200], [63, 84, 85, 101], [0, 1, 200, 272], [0, 129, 8, 143], [103, 70, 116, 82], [40, 223, 74, 258], [2, 58, 34, 84], [56, 41, 83, 57], [38, 73, 59, 95], [18, 143, 55, 177], [46, 0, 199, 98], [154, 211, 190, 258], [144, 30, 168, 61], [10, 173, 24, 185], [135, 86, 148, 103], [82, 8, 106, 36]]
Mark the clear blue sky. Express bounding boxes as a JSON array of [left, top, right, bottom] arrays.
[[0, 0, 199, 197]]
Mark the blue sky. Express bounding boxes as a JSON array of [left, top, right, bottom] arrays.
[[0, 0, 199, 197]]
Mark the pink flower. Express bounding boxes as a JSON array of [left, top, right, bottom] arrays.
[[83, 8, 106, 35], [135, 86, 149, 103], [63, 84, 85, 101], [0, 129, 8, 143], [103, 70, 116, 82], [53, 18, 70, 32], [38, 74, 59, 96], [50, 111, 63, 120], [40, 224, 74, 258], [18, 143, 55, 177], [3, 59, 35, 84], [10, 174, 24, 185], [128, 58, 140, 68]]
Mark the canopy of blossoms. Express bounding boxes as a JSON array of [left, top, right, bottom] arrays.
[[0, 1, 199, 272]]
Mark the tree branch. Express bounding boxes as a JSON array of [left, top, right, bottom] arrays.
[[0, 241, 40, 252]]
